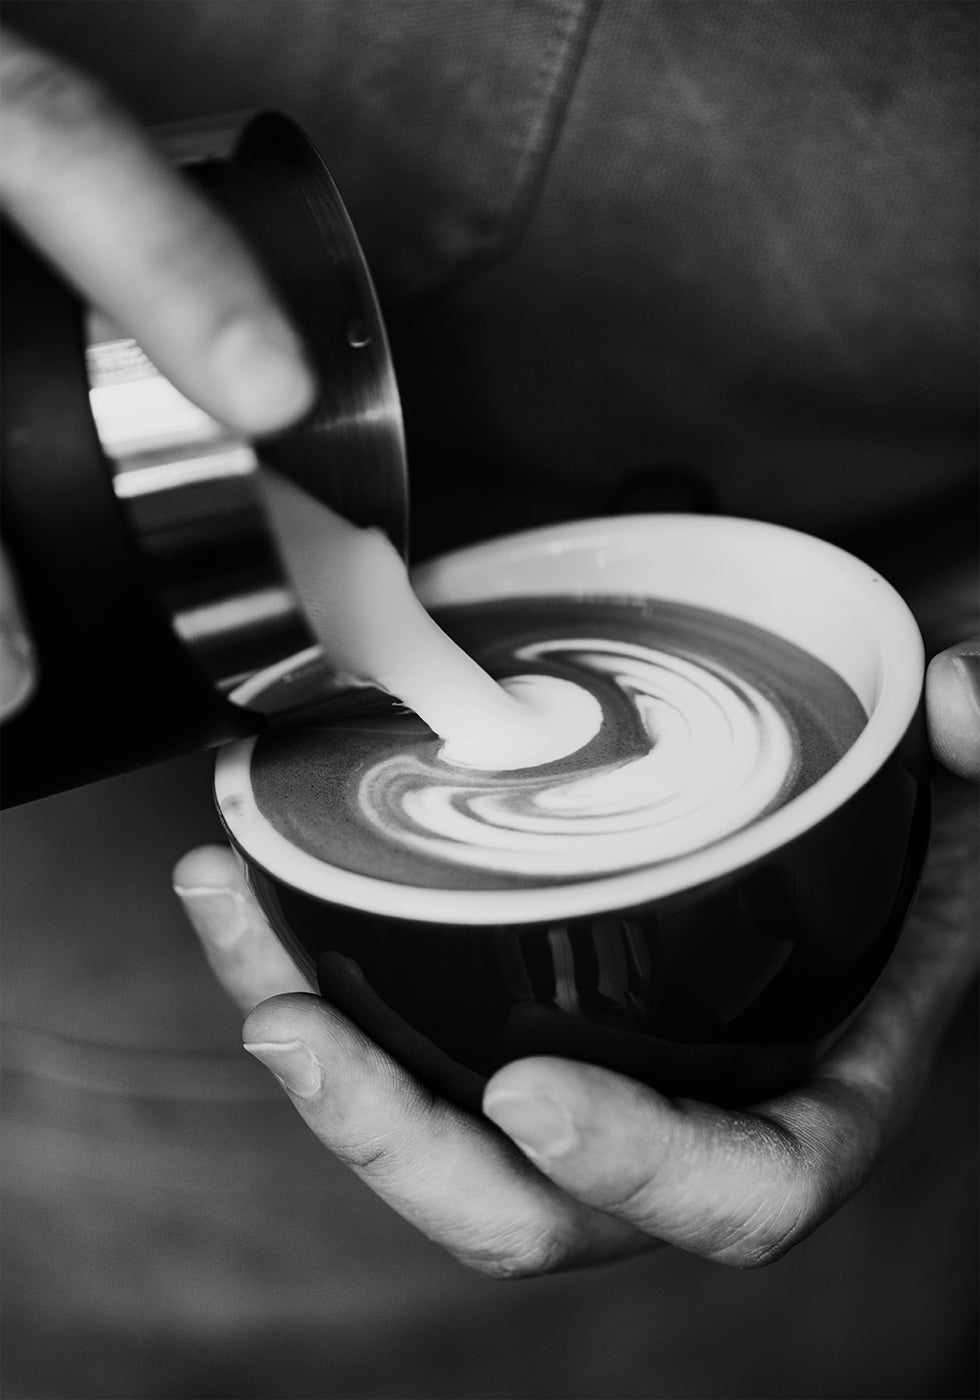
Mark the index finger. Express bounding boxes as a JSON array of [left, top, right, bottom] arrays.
[[0, 28, 316, 433]]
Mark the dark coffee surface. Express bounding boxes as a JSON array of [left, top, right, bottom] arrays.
[[250, 598, 867, 892]]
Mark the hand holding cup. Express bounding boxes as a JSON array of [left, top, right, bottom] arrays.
[[177, 517, 979, 1273], [175, 722, 976, 1273]]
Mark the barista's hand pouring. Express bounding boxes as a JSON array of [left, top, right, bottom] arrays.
[[0, 28, 316, 717], [3, 29, 978, 1276]]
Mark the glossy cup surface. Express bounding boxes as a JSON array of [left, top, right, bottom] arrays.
[[216, 516, 931, 1109]]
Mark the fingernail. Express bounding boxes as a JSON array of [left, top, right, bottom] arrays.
[[173, 885, 248, 947], [211, 314, 317, 431], [951, 654, 980, 723], [484, 1091, 577, 1159], [243, 1039, 322, 1098]]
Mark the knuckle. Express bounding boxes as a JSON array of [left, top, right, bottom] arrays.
[[793, 1080, 888, 1200], [330, 1133, 399, 1176], [717, 1221, 802, 1270], [704, 1182, 817, 1270], [327, 1082, 444, 1178]]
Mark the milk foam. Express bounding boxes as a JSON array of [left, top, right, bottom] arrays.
[[248, 478, 859, 888], [438, 673, 602, 770], [358, 637, 798, 879], [246, 594, 869, 892], [258, 469, 602, 768]]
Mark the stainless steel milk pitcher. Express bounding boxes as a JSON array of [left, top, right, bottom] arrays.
[[1, 112, 407, 806]]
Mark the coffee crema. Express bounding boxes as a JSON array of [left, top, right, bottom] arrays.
[[250, 597, 867, 892]]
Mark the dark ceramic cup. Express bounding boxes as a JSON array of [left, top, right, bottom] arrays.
[[215, 516, 931, 1111]]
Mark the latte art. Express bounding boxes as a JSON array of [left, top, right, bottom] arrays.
[[362, 639, 796, 879], [250, 598, 868, 893]]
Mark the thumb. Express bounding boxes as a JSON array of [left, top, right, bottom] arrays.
[[483, 1058, 814, 1267], [926, 640, 980, 781]]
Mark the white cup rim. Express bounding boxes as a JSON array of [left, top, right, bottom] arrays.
[[215, 514, 924, 924]]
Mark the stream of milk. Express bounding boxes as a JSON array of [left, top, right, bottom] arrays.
[[258, 470, 602, 770]]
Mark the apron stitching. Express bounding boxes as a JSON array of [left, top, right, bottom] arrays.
[[391, 0, 603, 312]]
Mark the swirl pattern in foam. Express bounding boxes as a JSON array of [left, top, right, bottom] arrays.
[[249, 598, 868, 893], [361, 639, 796, 878]]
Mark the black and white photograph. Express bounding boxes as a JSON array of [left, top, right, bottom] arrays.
[[0, 3, 977, 1397]]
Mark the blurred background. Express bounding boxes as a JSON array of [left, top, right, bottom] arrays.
[[2, 3, 977, 1396]]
